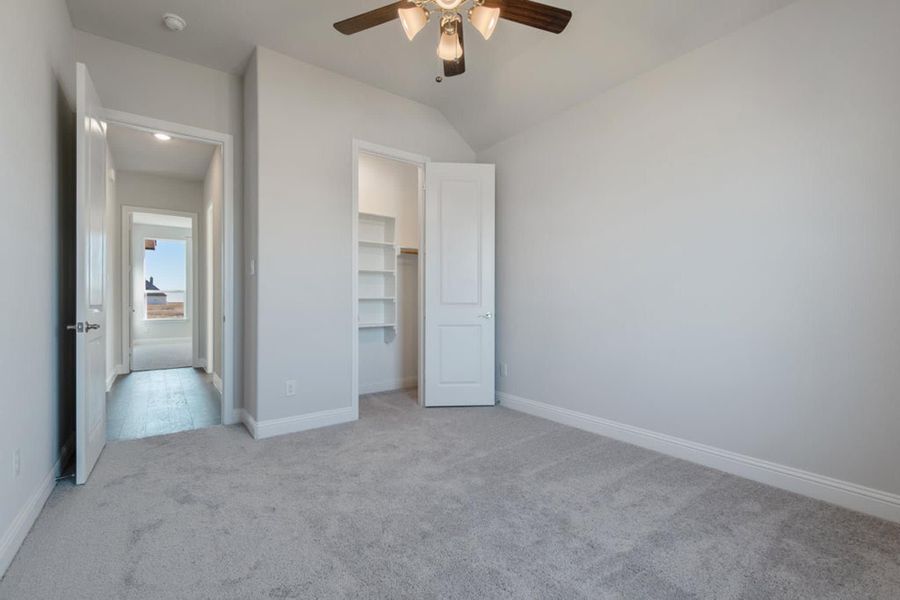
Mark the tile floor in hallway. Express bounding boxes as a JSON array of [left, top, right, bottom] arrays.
[[107, 367, 221, 441]]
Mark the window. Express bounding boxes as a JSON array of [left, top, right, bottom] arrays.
[[144, 238, 187, 320]]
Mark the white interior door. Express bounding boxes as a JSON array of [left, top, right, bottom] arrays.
[[424, 163, 495, 407], [74, 63, 108, 484]]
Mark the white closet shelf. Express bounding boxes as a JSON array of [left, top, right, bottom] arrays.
[[358, 323, 397, 329], [359, 240, 395, 247]]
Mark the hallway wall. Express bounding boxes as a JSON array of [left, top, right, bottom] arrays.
[[106, 172, 203, 371], [0, 0, 75, 577]]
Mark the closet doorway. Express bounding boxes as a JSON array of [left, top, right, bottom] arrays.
[[352, 142, 426, 412], [352, 140, 497, 415]]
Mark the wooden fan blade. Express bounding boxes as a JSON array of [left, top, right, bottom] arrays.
[[334, 1, 412, 35], [443, 22, 466, 77], [483, 0, 572, 34]]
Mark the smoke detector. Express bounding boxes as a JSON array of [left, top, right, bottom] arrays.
[[162, 13, 187, 32]]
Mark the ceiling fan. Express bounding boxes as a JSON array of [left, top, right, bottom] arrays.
[[334, 0, 572, 78]]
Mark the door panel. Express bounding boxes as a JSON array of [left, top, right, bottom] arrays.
[[75, 62, 108, 484], [438, 325, 483, 384], [424, 163, 495, 407], [439, 180, 482, 305]]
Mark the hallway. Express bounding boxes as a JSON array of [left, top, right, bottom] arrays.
[[107, 368, 221, 441]]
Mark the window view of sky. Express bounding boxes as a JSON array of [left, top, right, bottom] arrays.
[[145, 239, 186, 291]]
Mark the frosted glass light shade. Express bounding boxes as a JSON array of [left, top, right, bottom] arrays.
[[398, 6, 429, 41], [437, 30, 463, 61], [469, 6, 500, 40]]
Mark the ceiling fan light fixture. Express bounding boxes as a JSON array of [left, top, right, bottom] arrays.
[[434, 0, 464, 9], [469, 5, 500, 40], [398, 6, 429, 41], [437, 29, 463, 62]]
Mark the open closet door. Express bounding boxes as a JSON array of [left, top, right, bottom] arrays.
[[73, 63, 108, 484], [423, 163, 495, 407]]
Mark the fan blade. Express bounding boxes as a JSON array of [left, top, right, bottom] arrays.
[[334, 1, 412, 35], [443, 22, 466, 77], [483, 0, 572, 34]]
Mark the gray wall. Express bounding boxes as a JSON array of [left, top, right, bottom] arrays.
[[75, 30, 243, 408], [479, 0, 900, 496], [246, 47, 474, 421], [0, 0, 74, 575]]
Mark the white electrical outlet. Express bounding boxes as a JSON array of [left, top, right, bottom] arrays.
[[14, 449, 21, 477], [285, 380, 297, 397], [500, 363, 509, 377]]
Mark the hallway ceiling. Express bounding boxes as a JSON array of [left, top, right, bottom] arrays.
[[107, 123, 216, 181], [68, 0, 796, 150]]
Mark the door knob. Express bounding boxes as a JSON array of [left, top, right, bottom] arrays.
[[85, 322, 101, 331], [479, 313, 494, 320]]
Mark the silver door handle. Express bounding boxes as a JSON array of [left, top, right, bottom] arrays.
[[85, 322, 101, 331], [479, 313, 494, 320]]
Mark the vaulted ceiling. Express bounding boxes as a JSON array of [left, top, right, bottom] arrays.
[[67, 0, 796, 150]]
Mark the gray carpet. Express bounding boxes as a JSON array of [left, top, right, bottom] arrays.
[[131, 339, 193, 371], [2, 390, 899, 599]]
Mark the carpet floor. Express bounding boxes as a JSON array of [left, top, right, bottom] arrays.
[[1, 390, 899, 599], [131, 339, 193, 371]]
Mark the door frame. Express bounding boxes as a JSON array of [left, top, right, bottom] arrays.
[[351, 139, 429, 417], [104, 108, 238, 425], [121, 206, 198, 371]]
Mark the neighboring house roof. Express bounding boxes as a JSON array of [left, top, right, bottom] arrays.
[[145, 276, 161, 291]]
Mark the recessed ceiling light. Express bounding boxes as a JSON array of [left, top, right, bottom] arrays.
[[154, 133, 172, 141], [162, 13, 187, 32]]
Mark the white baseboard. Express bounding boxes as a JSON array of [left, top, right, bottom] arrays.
[[0, 435, 74, 578], [497, 392, 900, 523], [212, 373, 223, 394], [359, 376, 417, 395], [241, 406, 356, 440], [105, 369, 118, 392]]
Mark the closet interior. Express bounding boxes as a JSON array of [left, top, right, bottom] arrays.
[[357, 152, 422, 400]]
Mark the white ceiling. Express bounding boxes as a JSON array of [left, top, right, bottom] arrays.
[[68, 0, 796, 150], [107, 123, 216, 181]]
